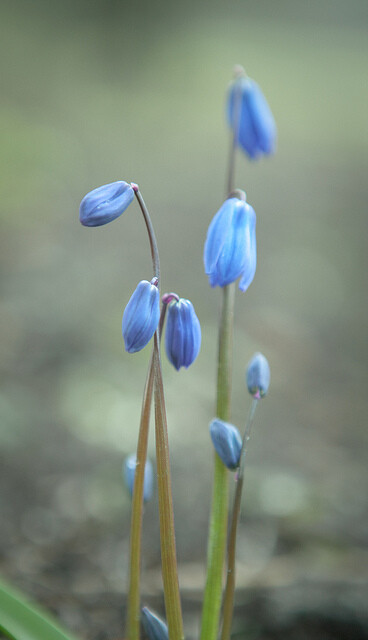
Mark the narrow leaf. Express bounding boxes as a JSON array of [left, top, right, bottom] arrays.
[[0, 577, 80, 640]]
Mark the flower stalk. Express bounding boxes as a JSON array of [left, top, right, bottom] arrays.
[[153, 332, 184, 640], [220, 397, 258, 640], [200, 283, 235, 640], [200, 66, 244, 640], [126, 353, 155, 640]]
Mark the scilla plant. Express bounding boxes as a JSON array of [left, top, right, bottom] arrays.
[[0, 65, 275, 640]]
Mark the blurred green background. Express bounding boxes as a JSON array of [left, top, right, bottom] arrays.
[[0, 0, 367, 638]]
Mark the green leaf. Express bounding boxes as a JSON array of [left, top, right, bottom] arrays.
[[0, 577, 81, 640]]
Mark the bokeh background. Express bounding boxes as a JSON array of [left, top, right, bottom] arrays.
[[0, 1, 367, 638]]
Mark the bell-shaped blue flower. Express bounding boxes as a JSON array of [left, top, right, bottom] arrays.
[[165, 298, 201, 370], [122, 279, 160, 353], [246, 352, 270, 398], [79, 180, 134, 227], [124, 454, 154, 502], [204, 196, 256, 291], [227, 76, 276, 159], [141, 607, 168, 640], [209, 418, 242, 470]]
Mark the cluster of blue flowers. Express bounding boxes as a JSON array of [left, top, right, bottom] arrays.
[[79, 68, 275, 638], [80, 185, 201, 370]]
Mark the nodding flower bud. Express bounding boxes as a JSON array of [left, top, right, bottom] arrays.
[[227, 75, 277, 160], [79, 180, 134, 227], [122, 279, 160, 353], [204, 196, 256, 291], [141, 607, 168, 640], [124, 454, 154, 502], [209, 418, 242, 470], [165, 298, 201, 370], [246, 352, 270, 398]]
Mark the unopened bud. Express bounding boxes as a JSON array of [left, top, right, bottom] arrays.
[[209, 418, 242, 470], [141, 607, 168, 640], [79, 181, 134, 227], [246, 352, 270, 398], [124, 454, 153, 502]]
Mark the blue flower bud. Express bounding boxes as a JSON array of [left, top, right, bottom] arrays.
[[141, 607, 168, 640], [124, 454, 154, 502], [246, 352, 270, 398], [204, 197, 256, 291], [79, 180, 134, 227], [227, 76, 276, 160], [165, 298, 201, 370], [209, 418, 242, 470], [122, 279, 160, 353]]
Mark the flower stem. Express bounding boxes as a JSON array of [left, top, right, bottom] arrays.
[[126, 352, 155, 640], [200, 283, 235, 640], [132, 185, 160, 283], [125, 185, 161, 639], [220, 397, 258, 640], [226, 67, 244, 195], [153, 332, 184, 639]]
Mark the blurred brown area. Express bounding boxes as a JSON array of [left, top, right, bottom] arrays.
[[0, 0, 367, 638]]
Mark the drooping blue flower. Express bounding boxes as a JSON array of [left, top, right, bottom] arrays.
[[124, 454, 154, 502], [165, 297, 201, 370], [246, 352, 270, 398], [141, 607, 168, 640], [227, 76, 276, 160], [209, 418, 242, 470], [79, 180, 134, 227], [122, 279, 160, 353], [204, 196, 256, 291]]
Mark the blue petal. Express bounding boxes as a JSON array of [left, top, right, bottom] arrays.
[[79, 181, 134, 227], [209, 419, 242, 470], [214, 201, 249, 287], [204, 199, 235, 276], [246, 352, 270, 398], [141, 607, 168, 640], [246, 81, 277, 155], [227, 77, 276, 160], [165, 298, 201, 370], [122, 280, 160, 353], [124, 454, 154, 502], [204, 198, 256, 290], [238, 203, 257, 292]]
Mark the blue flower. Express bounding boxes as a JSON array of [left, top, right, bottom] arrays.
[[209, 418, 242, 470], [124, 454, 154, 502], [165, 298, 201, 370], [246, 352, 270, 398], [79, 180, 134, 227], [227, 76, 276, 159], [204, 196, 256, 291], [141, 607, 168, 640], [122, 279, 160, 353]]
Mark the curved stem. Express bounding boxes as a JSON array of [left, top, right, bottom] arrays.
[[200, 283, 235, 640], [132, 185, 160, 282], [153, 333, 184, 639], [125, 353, 155, 640], [220, 398, 258, 640], [125, 185, 161, 639]]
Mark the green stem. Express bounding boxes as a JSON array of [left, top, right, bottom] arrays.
[[125, 352, 155, 640], [200, 283, 235, 640], [153, 333, 184, 639], [220, 398, 258, 640]]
